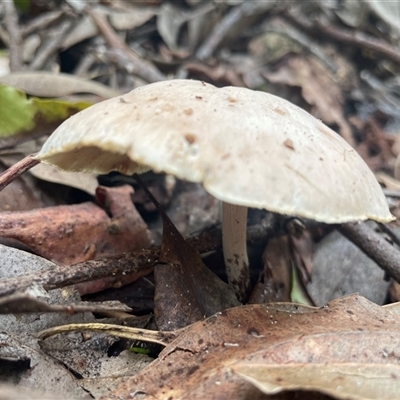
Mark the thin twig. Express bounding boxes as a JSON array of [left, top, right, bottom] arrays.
[[85, 6, 165, 83], [0, 221, 275, 297], [38, 322, 180, 345], [74, 52, 96, 77], [29, 19, 73, 71], [0, 154, 40, 192], [0, 249, 157, 297], [2, 216, 400, 297], [286, 9, 400, 66], [22, 10, 64, 38], [3, 1, 23, 71], [339, 221, 400, 282], [196, 5, 242, 60], [196, 2, 272, 60], [383, 189, 400, 198]]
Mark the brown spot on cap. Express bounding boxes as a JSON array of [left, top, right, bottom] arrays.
[[283, 138, 295, 150], [274, 107, 286, 115], [184, 133, 196, 145]]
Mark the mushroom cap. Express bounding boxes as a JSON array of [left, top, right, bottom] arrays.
[[37, 79, 393, 223]]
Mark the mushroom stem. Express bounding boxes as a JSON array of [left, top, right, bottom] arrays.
[[222, 203, 250, 302]]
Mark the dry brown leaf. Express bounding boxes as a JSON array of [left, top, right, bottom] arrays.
[[0, 185, 150, 265], [233, 363, 400, 400], [105, 295, 400, 400], [265, 55, 354, 146], [152, 186, 239, 330]]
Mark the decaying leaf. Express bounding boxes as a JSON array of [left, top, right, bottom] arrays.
[[0, 284, 100, 399], [140, 178, 239, 330], [233, 363, 400, 400], [0, 242, 153, 399], [0, 185, 150, 265], [0, 328, 100, 399], [0, 72, 119, 98], [265, 55, 355, 145], [40, 327, 153, 399], [102, 295, 400, 400]]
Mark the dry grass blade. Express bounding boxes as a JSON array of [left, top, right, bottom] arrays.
[[38, 322, 179, 346]]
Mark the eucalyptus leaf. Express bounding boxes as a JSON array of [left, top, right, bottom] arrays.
[[0, 72, 118, 98], [0, 84, 91, 138]]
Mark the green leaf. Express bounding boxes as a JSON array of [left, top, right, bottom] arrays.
[[290, 262, 313, 305], [32, 98, 91, 123], [0, 85, 36, 136], [0, 84, 91, 138], [129, 346, 151, 355], [13, 0, 30, 13]]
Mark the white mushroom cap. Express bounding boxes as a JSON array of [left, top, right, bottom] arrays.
[[36, 79, 393, 223]]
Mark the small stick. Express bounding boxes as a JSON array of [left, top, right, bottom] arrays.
[[0, 154, 40, 192], [85, 6, 165, 83], [0, 249, 158, 297], [339, 221, 400, 282], [3, 1, 23, 71], [196, 5, 244, 60], [29, 19, 73, 71], [383, 189, 400, 198], [0, 223, 272, 298], [38, 322, 180, 345], [196, 2, 273, 60], [286, 10, 400, 66], [22, 10, 64, 38]]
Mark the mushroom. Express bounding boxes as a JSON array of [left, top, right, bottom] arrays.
[[35, 80, 393, 301]]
